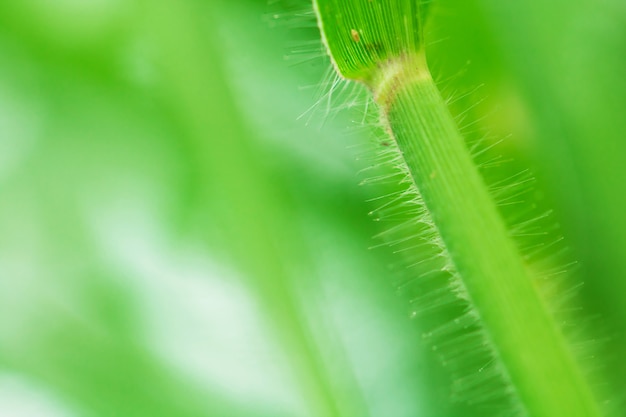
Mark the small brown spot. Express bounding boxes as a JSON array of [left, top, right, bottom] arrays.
[[381, 141, 390, 147], [350, 29, 360, 42]]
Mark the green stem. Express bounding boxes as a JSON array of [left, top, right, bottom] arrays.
[[373, 53, 601, 417]]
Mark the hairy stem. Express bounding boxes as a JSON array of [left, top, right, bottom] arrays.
[[372, 52, 600, 417]]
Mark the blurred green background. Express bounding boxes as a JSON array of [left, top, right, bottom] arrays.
[[0, 0, 625, 416]]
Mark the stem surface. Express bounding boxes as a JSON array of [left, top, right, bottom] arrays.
[[374, 53, 601, 417]]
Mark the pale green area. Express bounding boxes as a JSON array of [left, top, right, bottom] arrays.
[[0, 0, 624, 416]]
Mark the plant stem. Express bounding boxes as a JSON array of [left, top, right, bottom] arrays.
[[372, 52, 601, 417]]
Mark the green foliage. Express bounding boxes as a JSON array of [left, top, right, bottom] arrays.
[[314, 0, 428, 81], [0, 0, 624, 416], [314, 1, 605, 415]]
